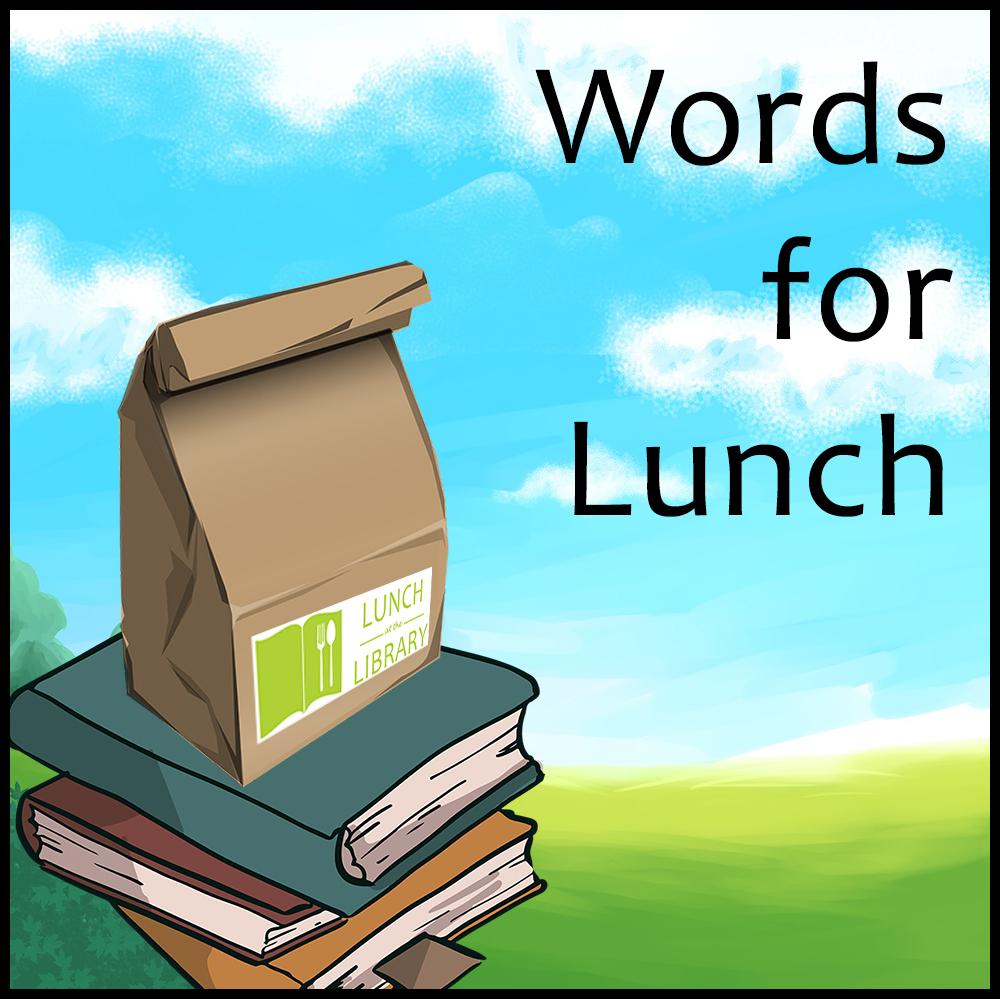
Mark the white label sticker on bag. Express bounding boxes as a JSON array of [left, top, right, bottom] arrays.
[[252, 567, 433, 741]]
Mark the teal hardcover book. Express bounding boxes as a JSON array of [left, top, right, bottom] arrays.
[[9, 636, 541, 915]]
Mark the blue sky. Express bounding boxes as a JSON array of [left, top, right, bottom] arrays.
[[9, 12, 989, 763]]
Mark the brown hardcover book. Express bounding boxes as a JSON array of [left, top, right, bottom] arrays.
[[119, 811, 542, 989], [19, 778, 343, 961]]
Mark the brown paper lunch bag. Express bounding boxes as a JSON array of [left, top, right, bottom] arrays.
[[119, 262, 446, 785]]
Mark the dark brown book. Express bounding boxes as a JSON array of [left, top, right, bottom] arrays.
[[19, 778, 343, 961]]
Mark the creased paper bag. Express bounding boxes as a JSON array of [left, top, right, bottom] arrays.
[[119, 263, 446, 784]]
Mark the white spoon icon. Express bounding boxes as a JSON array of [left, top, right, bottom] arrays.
[[325, 619, 337, 690]]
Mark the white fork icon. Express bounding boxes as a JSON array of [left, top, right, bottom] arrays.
[[315, 623, 327, 693]]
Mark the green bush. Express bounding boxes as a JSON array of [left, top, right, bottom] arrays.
[[10, 545, 73, 692]]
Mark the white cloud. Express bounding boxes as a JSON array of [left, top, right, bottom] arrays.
[[9, 11, 990, 172], [495, 442, 689, 506], [10, 220, 206, 402], [733, 704, 989, 760], [444, 605, 988, 763], [610, 234, 990, 434], [531, 732, 707, 767]]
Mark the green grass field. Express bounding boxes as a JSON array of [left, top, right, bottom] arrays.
[[9, 745, 989, 989]]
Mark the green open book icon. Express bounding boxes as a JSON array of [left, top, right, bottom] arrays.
[[255, 611, 343, 740]]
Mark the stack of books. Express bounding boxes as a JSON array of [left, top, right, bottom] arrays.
[[10, 636, 544, 989]]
